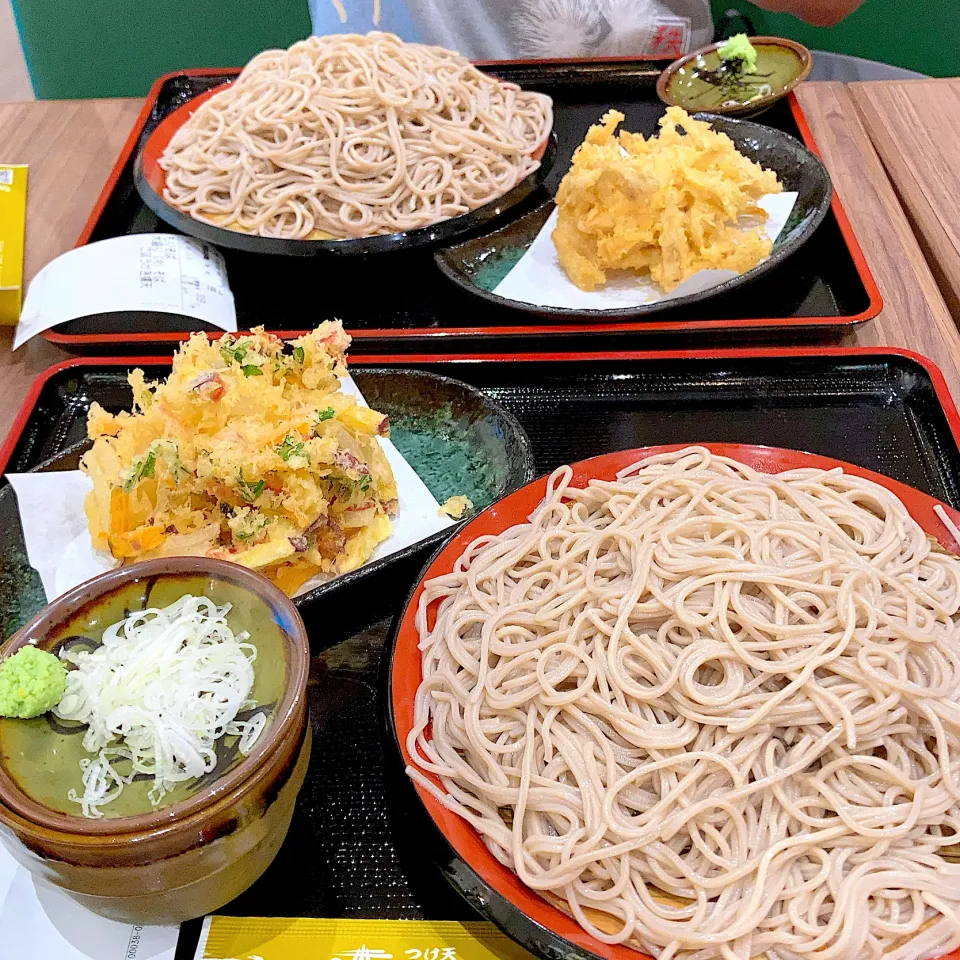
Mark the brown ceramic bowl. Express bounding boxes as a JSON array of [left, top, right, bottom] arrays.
[[0, 557, 311, 923], [657, 37, 813, 118]]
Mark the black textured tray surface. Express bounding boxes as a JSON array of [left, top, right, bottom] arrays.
[[6, 353, 958, 958], [9, 356, 960, 504], [58, 64, 870, 350]]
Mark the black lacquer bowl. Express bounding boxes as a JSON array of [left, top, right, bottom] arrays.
[[384, 443, 960, 960], [134, 80, 558, 258]]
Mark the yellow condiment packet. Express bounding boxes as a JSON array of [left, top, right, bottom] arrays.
[[196, 918, 538, 960], [0, 164, 27, 326]]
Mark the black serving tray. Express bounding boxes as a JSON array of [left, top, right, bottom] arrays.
[[47, 63, 880, 354], [3, 347, 957, 959]]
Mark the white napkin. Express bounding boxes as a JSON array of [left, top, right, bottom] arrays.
[[493, 192, 798, 311], [15, 234, 237, 349], [0, 842, 177, 960], [6, 377, 453, 604], [5, 471, 110, 600]]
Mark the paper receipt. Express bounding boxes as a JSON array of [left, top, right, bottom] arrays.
[[15, 234, 237, 349], [0, 841, 178, 960]]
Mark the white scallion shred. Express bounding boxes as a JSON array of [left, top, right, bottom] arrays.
[[53, 594, 266, 818]]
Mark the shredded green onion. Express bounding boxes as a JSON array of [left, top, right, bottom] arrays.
[[54, 595, 265, 818]]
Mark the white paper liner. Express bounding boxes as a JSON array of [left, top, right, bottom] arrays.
[[493, 192, 798, 311]]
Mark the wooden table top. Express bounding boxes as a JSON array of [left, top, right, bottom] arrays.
[[851, 78, 960, 319], [0, 97, 145, 431], [1, 82, 959, 450]]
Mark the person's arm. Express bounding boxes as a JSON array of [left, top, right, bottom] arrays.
[[748, 0, 865, 27]]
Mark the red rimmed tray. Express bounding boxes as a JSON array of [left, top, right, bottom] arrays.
[[45, 62, 880, 353], [3, 345, 959, 482], [388, 441, 960, 960], [2, 346, 959, 960]]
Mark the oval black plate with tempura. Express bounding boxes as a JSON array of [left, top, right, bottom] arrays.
[[0, 369, 535, 645], [434, 113, 832, 322]]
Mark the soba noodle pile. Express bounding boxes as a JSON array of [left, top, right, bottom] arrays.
[[407, 447, 960, 960], [159, 33, 553, 240]]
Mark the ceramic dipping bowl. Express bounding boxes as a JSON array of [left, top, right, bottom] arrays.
[[658, 37, 813, 118], [0, 557, 310, 924]]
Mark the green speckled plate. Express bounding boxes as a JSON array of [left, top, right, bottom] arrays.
[[0, 369, 536, 645], [0, 444, 85, 642], [434, 113, 832, 323]]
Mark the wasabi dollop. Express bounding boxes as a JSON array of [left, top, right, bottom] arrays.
[[0, 646, 68, 719], [719, 34, 758, 74]]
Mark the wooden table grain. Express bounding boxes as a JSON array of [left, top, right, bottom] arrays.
[[794, 82, 960, 382], [851, 78, 960, 319], [0, 97, 145, 438], [1, 84, 960, 450]]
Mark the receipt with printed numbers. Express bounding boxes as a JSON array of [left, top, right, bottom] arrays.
[[0, 840, 178, 959], [15, 234, 237, 349]]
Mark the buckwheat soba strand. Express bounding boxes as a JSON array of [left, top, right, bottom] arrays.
[[159, 33, 553, 240], [406, 447, 960, 960]]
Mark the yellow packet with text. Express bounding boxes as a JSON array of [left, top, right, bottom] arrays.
[[0, 164, 27, 325], [196, 918, 538, 960]]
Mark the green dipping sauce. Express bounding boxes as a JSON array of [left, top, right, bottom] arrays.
[[0, 576, 288, 820], [667, 44, 806, 111]]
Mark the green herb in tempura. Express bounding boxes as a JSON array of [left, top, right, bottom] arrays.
[[237, 472, 266, 503], [220, 340, 264, 377], [123, 449, 157, 491], [122, 440, 187, 491], [220, 342, 249, 366], [228, 508, 270, 543], [277, 435, 308, 463]]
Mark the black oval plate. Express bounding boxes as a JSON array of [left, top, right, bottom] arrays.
[[0, 369, 536, 645], [434, 113, 833, 321], [133, 126, 558, 258]]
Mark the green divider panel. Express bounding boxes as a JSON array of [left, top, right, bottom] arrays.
[[712, 0, 958, 77], [12, 0, 311, 99], [13, 0, 957, 98]]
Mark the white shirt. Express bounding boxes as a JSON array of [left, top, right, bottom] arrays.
[[309, 0, 714, 59]]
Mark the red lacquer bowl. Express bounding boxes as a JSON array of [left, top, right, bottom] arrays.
[[388, 443, 960, 960]]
